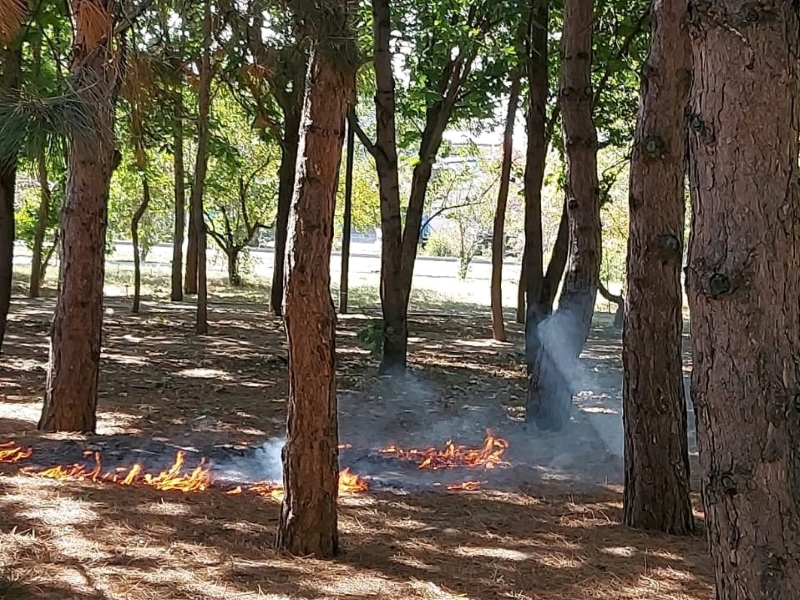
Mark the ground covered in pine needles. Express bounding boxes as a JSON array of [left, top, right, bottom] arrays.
[[0, 283, 713, 600]]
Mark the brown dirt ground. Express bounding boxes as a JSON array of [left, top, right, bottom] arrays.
[[0, 287, 714, 600]]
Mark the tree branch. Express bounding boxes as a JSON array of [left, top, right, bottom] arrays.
[[347, 111, 377, 158]]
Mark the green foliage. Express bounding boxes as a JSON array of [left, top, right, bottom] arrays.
[[356, 319, 384, 357]]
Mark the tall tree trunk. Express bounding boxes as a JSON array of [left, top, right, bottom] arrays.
[[339, 113, 355, 314], [0, 44, 21, 355], [191, 0, 212, 335], [40, 10, 120, 431], [171, 92, 186, 302], [270, 105, 302, 316], [557, 0, 601, 347], [686, 2, 800, 595], [527, 0, 600, 432], [184, 203, 197, 294], [523, 0, 566, 430], [29, 149, 52, 298], [277, 39, 352, 560], [370, 0, 407, 373], [622, 0, 692, 535], [490, 74, 521, 342], [131, 175, 151, 314]]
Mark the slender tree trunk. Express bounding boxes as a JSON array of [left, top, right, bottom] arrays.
[[686, 2, 800, 595], [339, 113, 355, 314], [516, 266, 526, 324], [192, 0, 212, 335], [622, 0, 692, 535], [370, 0, 407, 373], [0, 44, 21, 355], [29, 149, 52, 298], [541, 199, 569, 313], [490, 74, 521, 342], [277, 38, 352, 559], [270, 107, 302, 316], [131, 175, 152, 314], [40, 233, 58, 285], [40, 18, 119, 431], [185, 203, 197, 295], [171, 92, 186, 302], [523, 0, 566, 430], [598, 282, 623, 328]]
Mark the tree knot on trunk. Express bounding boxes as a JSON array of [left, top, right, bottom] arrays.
[[642, 135, 666, 159], [719, 472, 738, 496], [708, 272, 732, 298], [652, 234, 682, 262], [792, 393, 800, 413], [688, 112, 715, 144], [561, 85, 593, 102]]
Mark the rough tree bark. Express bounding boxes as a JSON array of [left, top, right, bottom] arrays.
[[171, 91, 186, 302], [29, 149, 52, 298], [339, 112, 355, 314], [622, 0, 693, 535], [490, 73, 521, 342], [0, 43, 21, 355], [277, 41, 353, 559], [191, 0, 212, 335], [686, 1, 800, 596], [40, 1, 122, 432]]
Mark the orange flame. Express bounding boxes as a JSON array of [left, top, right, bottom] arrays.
[[446, 481, 482, 491], [2, 440, 369, 500], [380, 432, 509, 470], [0, 442, 32, 464]]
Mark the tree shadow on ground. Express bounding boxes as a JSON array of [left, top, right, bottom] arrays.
[[0, 471, 714, 600]]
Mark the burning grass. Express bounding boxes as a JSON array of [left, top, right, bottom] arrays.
[[1, 442, 369, 500]]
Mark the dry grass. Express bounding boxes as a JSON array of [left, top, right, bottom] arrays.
[[0, 291, 714, 600]]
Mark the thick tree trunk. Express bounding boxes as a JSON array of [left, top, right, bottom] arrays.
[[270, 108, 302, 316], [40, 22, 118, 431], [277, 41, 352, 559], [686, 2, 800, 596], [490, 74, 521, 342], [556, 0, 601, 355], [339, 114, 355, 314], [192, 0, 212, 335], [29, 149, 52, 299], [226, 248, 241, 286], [131, 175, 152, 314], [184, 204, 197, 295], [0, 44, 21, 355], [622, 0, 692, 535], [171, 92, 186, 302]]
